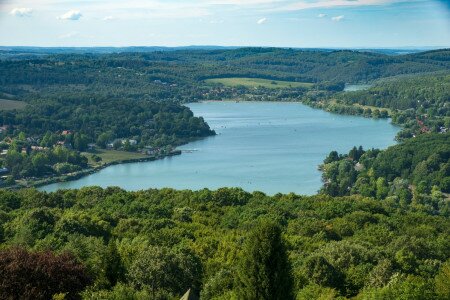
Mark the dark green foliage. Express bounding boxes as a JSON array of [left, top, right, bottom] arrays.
[[235, 220, 294, 300], [105, 239, 125, 287]]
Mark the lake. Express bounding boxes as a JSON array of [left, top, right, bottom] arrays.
[[40, 102, 400, 195]]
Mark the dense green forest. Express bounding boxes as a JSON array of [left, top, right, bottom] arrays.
[[0, 187, 448, 299], [1, 48, 449, 102], [1, 98, 213, 147], [335, 72, 450, 139], [321, 133, 450, 199]]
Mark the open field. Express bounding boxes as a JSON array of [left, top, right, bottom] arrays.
[[352, 103, 392, 114], [205, 77, 313, 89], [329, 99, 392, 115], [83, 149, 148, 165], [0, 99, 27, 110]]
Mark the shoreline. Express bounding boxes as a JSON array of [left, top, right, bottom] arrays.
[[13, 150, 182, 190]]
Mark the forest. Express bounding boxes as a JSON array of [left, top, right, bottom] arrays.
[[335, 72, 449, 139], [321, 133, 450, 199], [1, 48, 449, 102], [0, 186, 448, 299]]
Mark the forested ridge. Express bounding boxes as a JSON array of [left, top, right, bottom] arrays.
[[1, 48, 449, 101]]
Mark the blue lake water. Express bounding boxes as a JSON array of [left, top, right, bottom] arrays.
[[40, 102, 400, 195]]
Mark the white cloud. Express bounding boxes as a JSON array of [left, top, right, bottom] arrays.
[[9, 8, 33, 17], [58, 10, 82, 20], [331, 15, 345, 21], [208, 0, 282, 4], [257, 17, 267, 24], [102, 16, 115, 21], [318, 13, 327, 18], [280, 0, 407, 12]]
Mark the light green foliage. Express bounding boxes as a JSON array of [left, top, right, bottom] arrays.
[[296, 284, 338, 300], [435, 260, 450, 300], [357, 275, 435, 300], [127, 245, 201, 297]]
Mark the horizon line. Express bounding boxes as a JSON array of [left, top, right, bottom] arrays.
[[1, 45, 449, 50]]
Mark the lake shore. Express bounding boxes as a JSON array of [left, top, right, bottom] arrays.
[[13, 150, 182, 190]]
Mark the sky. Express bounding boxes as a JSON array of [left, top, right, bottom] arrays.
[[0, 0, 449, 48]]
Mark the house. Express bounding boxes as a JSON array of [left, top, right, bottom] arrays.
[[143, 145, 155, 155], [87, 143, 96, 150], [121, 139, 137, 146], [26, 137, 39, 143], [0, 168, 8, 174], [61, 130, 72, 135], [31, 146, 47, 151], [354, 162, 365, 172], [0, 125, 9, 133], [56, 141, 72, 149], [107, 140, 122, 149]]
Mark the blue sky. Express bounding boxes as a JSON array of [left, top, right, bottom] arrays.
[[0, 0, 449, 47]]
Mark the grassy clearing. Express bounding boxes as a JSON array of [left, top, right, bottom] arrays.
[[205, 77, 313, 89], [83, 149, 148, 166], [329, 99, 392, 115], [0, 99, 27, 110], [352, 103, 392, 114]]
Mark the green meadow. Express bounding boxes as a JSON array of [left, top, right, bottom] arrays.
[[0, 99, 27, 110], [205, 77, 313, 89]]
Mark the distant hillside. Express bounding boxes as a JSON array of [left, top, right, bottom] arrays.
[[0, 48, 449, 90], [0, 46, 439, 56]]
